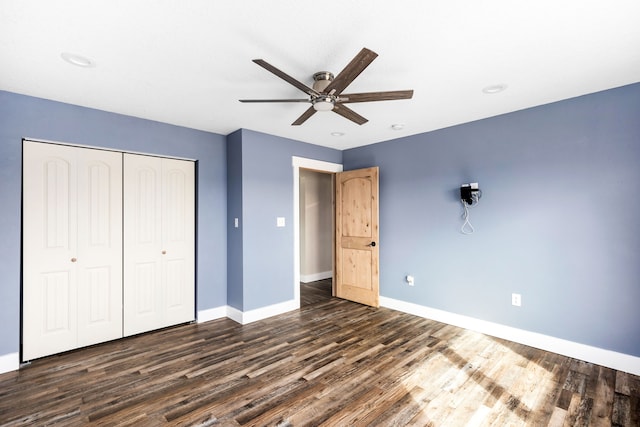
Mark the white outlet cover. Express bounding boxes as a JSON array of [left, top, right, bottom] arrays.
[[276, 217, 285, 227], [511, 293, 522, 307]]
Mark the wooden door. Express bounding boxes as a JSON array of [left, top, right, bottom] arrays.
[[22, 142, 123, 360], [335, 167, 379, 307], [123, 154, 195, 336]]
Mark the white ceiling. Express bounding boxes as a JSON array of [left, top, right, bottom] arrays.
[[1, 1, 639, 150]]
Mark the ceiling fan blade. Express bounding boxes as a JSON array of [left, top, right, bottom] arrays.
[[253, 59, 320, 97], [323, 48, 378, 96], [332, 104, 368, 125], [239, 99, 310, 103], [339, 90, 414, 103], [292, 106, 317, 126]]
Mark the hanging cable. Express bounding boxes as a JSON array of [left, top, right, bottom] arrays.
[[460, 190, 481, 235], [461, 200, 474, 234]]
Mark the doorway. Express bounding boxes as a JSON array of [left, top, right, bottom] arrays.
[[292, 156, 342, 308], [299, 169, 333, 282]]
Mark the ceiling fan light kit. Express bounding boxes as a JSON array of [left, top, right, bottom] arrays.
[[312, 96, 335, 111], [239, 47, 414, 126]]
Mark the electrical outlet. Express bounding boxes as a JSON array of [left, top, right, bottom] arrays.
[[511, 293, 522, 307], [406, 275, 414, 286]]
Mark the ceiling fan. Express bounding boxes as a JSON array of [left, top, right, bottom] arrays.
[[239, 47, 414, 126]]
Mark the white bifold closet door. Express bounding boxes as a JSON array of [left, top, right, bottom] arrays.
[[123, 154, 195, 336], [22, 142, 123, 361]]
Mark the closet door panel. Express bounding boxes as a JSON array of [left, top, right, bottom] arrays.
[[23, 143, 78, 360], [76, 150, 123, 346], [124, 154, 163, 336], [124, 154, 195, 335], [161, 159, 195, 327]]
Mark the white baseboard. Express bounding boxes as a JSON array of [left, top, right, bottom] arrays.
[[227, 299, 299, 325], [199, 301, 300, 326], [300, 271, 332, 283], [197, 306, 227, 323], [226, 305, 243, 324], [380, 296, 640, 376], [0, 352, 19, 374]]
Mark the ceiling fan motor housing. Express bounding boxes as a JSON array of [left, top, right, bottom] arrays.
[[312, 71, 334, 92]]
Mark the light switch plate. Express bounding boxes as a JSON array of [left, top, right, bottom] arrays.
[[277, 217, 285, 227]]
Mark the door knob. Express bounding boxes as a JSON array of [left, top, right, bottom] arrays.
[[367, 242, 376, 247], [71, 257, 77, 262], [162, 250, 167, 255]]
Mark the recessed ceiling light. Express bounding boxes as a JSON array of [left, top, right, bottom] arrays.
[[482, 84, 507, 94], [331, 132, 345, 137], [61, 52, 95, 68], [391, 124, 405, 131]]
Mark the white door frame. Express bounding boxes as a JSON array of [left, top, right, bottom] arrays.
[[292, 156, 343, 308]]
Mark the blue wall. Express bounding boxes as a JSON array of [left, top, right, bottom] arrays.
[[0, 91, 227, 356], [343, 83, 640, 357], [234, 129, 341, 311], [226, 130, 244, 309]]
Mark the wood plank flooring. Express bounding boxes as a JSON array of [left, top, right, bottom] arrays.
[[1, 279, 639, 426]]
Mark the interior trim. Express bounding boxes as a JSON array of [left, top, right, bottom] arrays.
[[197, 307, 227, 323], [0, 352, 19, 374], [225, 299, 298, 325], [300, 271, 333, 284]]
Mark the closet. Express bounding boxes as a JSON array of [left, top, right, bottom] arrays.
[[22, 141, 195, 361]]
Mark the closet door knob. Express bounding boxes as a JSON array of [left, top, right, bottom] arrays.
[[71, 257, 77, 262], [161, 250, 167, 255]]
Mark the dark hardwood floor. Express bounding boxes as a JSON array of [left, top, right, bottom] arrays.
[[1, 279, 638, 426]]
